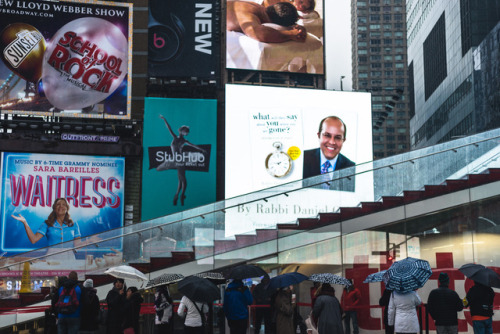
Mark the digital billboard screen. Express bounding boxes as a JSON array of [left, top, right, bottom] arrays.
[[226, 0, 324, 74], [142, 97, 217, 221], [224, 84, 373, 236], [148, 0, 217, 79], [0, 0, 133, 119]]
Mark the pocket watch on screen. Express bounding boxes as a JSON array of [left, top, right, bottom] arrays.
[[265, 142, 292, 178]]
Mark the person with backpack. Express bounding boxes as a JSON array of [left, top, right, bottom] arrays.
[[177, 294, 209, 334], [79, 279, 101, 334], [55, 271, 82, 334], [154, 285, 174, 333]]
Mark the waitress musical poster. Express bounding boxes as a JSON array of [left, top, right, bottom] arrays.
[[142, 97, 217, 221], [0, 152, 125, 255]]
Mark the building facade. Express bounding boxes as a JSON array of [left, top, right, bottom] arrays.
[[351, 0, 411, 159]]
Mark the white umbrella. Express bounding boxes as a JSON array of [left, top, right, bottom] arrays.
[[105, 265, 148, 283]]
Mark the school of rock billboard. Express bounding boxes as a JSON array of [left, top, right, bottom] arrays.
[[148, 0, 217, 79], [142, 97, 217, 221], [0, 0, 133, 119], [0, 152, 125, 258]]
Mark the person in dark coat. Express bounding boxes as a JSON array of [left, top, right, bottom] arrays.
[[224, 279, 254, 334], [312, 283, 343, 334], [106, 278, 127, 334], [379, 289, 394, 334], [274, 287, 295, 334], [252, 275, 273, 334], [463, 280, 495, 334], [122, 286, 144, 334], [80, 279, 101, 334], [427, 272, 463, 334]]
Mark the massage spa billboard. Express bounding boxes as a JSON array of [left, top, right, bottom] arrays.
[[0, 152, 125, 257], [225, 84, 373, 236], [142, 98, 217, 221], [0, 0, 132, 119], [226, 0, 324, 74], [148, 0, 217, 79]]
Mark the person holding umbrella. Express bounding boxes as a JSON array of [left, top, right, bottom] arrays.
[[387, 290, 422, 334], [177, 294, 209, 334], [154, 285, 174, 333], [312, 283, 343, 334], [463, 281, 494, 334], [273, 286, 295, 334], [223, 279, 253, 334]]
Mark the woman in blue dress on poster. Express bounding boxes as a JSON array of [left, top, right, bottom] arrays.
[[11, 197, 99, 259], [157, 114, 206, 206]]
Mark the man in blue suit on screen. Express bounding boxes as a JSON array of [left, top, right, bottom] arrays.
[[303, 116, 355, 191]]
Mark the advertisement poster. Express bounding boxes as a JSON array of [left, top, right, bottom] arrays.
[[226, 0, 324, 73], [142, 97, 217, 221], [0, 0, 133, 119], [0, 152, 125, 260], [225, 84, 373, 236], [148, 0, 217, 79]]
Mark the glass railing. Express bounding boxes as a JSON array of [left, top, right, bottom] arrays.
[[2, 128, 500, 329]]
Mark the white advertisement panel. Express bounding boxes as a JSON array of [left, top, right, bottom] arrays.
[[225, 84, 373, 236]]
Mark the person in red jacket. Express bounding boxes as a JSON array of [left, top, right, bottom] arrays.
[[341, 280, 361, 334]]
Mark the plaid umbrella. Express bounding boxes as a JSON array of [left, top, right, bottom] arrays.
[[459, 263, 500, 288], [383, 257, 432, 293], [309, 273, 352, 286], [146, 273, 185, 288], [363, 270, 387, 283], [267, 272, 309, 290]]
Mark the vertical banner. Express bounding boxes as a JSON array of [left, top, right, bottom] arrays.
[[142, 97, 217, 221], [148, 0, 217, 79], [0, 153, 125, 256], [0, 0, 133, 119]]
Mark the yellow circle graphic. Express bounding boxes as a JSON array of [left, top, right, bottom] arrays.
[[287, 146, 301, 160]]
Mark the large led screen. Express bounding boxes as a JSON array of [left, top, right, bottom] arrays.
[[148, 0, 217, 79], [225, 84, 373, 236], [0, 152, 125, 260], [0, 0, 133, 119], [226, 0, 324, 74], [142, 98, 217, 221]]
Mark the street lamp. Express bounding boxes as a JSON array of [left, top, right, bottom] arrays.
[[340, 76, 346, 91]]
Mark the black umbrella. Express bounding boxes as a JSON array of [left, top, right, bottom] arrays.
[[178, 276, 221, 304], [459, 263, 500, 288], [226, 264, 267, 280], [267, 272, 309, 290], [194, 272, 226, 284]]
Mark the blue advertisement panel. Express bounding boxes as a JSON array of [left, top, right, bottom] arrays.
[[0, 0, 133, 119], [142, 97, 217, 221], [0, 152, 125, 256], [148, 0, 217, 79]]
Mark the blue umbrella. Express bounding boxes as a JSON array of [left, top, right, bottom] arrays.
[[383, 257, 432, 293], [363, 270, 387, 283], [267, 272, 309, 290]]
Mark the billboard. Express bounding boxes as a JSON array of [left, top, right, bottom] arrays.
[[226, 0, 324, 74], [142, 97, 217, 221], [0, 152, 125, 258], [224, 84, 373, 236], [148, 0, 217, 79], [0, 0, 133, 119]]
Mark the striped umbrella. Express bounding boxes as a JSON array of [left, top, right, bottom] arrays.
[[383, 257, 432, 293], [146, 273, 185, 288], [309, 273, 352, 286], [363, 270, 387, 283]]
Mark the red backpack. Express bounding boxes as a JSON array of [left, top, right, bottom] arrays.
[[55, 286, 79, 314]]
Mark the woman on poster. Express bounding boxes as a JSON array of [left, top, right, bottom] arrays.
[[157, 114, 206, 206], [11, 197, 100, 260]]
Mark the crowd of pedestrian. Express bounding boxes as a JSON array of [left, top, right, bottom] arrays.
[[43, 269, 495, 334]]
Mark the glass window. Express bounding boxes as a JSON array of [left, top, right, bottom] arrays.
[[395, 39, 404, 45], [358, 33, 367, 39], [371, 55, 382, 60], [394, 55, 403, 60], [383, 0, 391, 4], [396, 70, 404, 76], [384, 47, 392, 53], [386, 127, 395, 133], [397, 128, 407, 133], [384, 39, 392, 44], [395, 63, 404, 68], [396, 78, 405, 84], [372, 96, 383, 101], [371, 47, 381, 52], [384, 55, 393, 60], [370, 32, 381, 37], [386, 135, 395, 140], [359, 26, 367, 31], [359, 73, 368, 78], [394, 6, 402, 11], [383, 14, 392, 21], [370, 6, 380, 11], [370, 24, 381, 29], [385, 70, 393, 76], [358, 56, 367, 62], [395, 47, 404, 53], [371, 71, 382, 76], [373, 104, 384, 109], [358, 42, 367, 47], [384, 62, 393, 68], [372, 63, 382, 68], [358, 49, 368, 54], [371, 39, 381, 44], [358, 65, 369, 70], [384, 32, 392, 37], [383, 24, 392, 29], [394, 23, 403, 29], [394, 14, 402, 20], [370, 0, 380, 3], [358, 1, 367, 5], [359, 17, 367, 23], [371, 15, 380, 21], [395, 32, 404, 37]]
